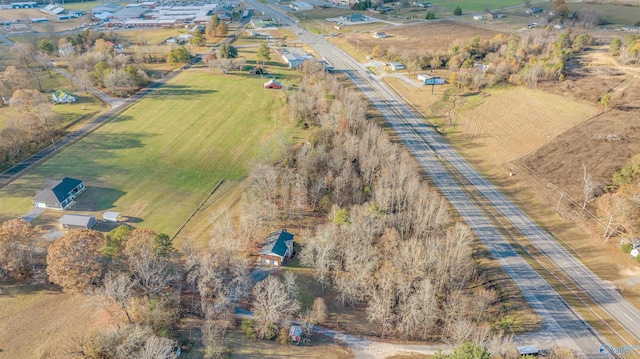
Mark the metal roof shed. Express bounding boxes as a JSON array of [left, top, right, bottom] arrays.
[[517, 346, 539, 356], [60, 214, 97, 229], [103, 211, 121, 222]]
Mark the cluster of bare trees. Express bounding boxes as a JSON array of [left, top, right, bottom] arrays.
[[0, 219, 45, 280], [0, 65, 61, 168], [243, 62, 503, 344], [68, 38, 150, 97], [43, 226, 180, 357], [369, 30, 593, 90]]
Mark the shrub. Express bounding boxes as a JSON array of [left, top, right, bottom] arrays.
[[622, 242, 632, 254], [453, 6, 462, 16], [241, 319, 256, 339]]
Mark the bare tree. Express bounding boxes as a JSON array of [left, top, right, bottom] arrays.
[[251, 276, 300, 339], [300, 224, 336, 293], [312, 297, 328, 324], [583, 163, 595, 209], [0, 219, 41, 279], [282, 270, 299, 300], [95, 271, 135, 324]]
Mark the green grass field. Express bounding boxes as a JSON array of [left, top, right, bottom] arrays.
[[0, 69, 299, 235]]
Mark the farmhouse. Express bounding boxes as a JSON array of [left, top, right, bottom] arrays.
[[373, 32, 387, 38], [259, 229, 295, 266], [60, 214, 97, 229], [52, 90, 77, 104], [33, 177, 85, 210], [264, 79, 282, 89], [486, 12, 504, 19], [388, 62, 405, 71]]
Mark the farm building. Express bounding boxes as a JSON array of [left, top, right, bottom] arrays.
[[517, 346, 539, 356], [473, 15, 482, 20], [486, 12, 504, 19], [52, 90, 77, 104], [264, 79, 282, 89], [373, 32, 387, 38], [60, 214, 97, 229], [388, 62, 405, 71], [11, 2, 37, 8], [103, 211, 121, 222], [92, 3, 122, 15], [259, 229, 295, 266], [33, 177, 85, 210], [41, 4, 64, 15], [340, 13, 366, 22], [30, 18, 48, 23], [282, 52, 307, 69]]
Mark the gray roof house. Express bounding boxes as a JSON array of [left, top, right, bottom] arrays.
[[282, 53, 307, 69], [60, 214, 97, 229], [259, 230, 295, 266], [33, 177, 85, 210]]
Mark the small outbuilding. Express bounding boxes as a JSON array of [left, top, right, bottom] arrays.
[[60, 214, 97, 229], [103, 211, 121, 222], [289, 326, 302, 345], [517, 345, 539, 356], [264, 79, 282, 89], [373, 32, 387, 38], [388, 62, 405, 71], [259, 229, 295, 266]]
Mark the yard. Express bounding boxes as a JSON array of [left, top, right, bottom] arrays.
[[0, 281, 104, 359], [0, 68, 300, 236]]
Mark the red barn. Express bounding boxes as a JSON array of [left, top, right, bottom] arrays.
[[263, 79, 282, 89]]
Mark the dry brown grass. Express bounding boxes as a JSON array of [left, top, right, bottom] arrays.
[[227, 328, 354, 358], [0, 281, 103, 359], [456, 85, 599, 164], [332, 20, 501, 58]]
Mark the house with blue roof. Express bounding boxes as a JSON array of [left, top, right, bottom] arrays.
[[33, 177, 85, 210], [259, 230, 295, 266]]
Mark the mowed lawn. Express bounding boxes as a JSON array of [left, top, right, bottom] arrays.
[[0, 69, 296, 235]]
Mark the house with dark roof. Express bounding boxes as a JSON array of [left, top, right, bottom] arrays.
[[60, 214, 96, 229], [259, 230, 295, 266], [32, 177, 85, 210]]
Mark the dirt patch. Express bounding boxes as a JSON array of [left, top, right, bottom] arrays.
[[332, 20, 501, 56]]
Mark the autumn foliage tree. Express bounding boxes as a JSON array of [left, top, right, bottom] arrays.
[[0, 219, 41, 279], [46, 229, 105, 292]]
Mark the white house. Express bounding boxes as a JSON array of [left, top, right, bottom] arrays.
[[52, 90, 77, 104], [373, 32, 387, 38], [389, 62, 405, 71], [473, 15, 482, 20]]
